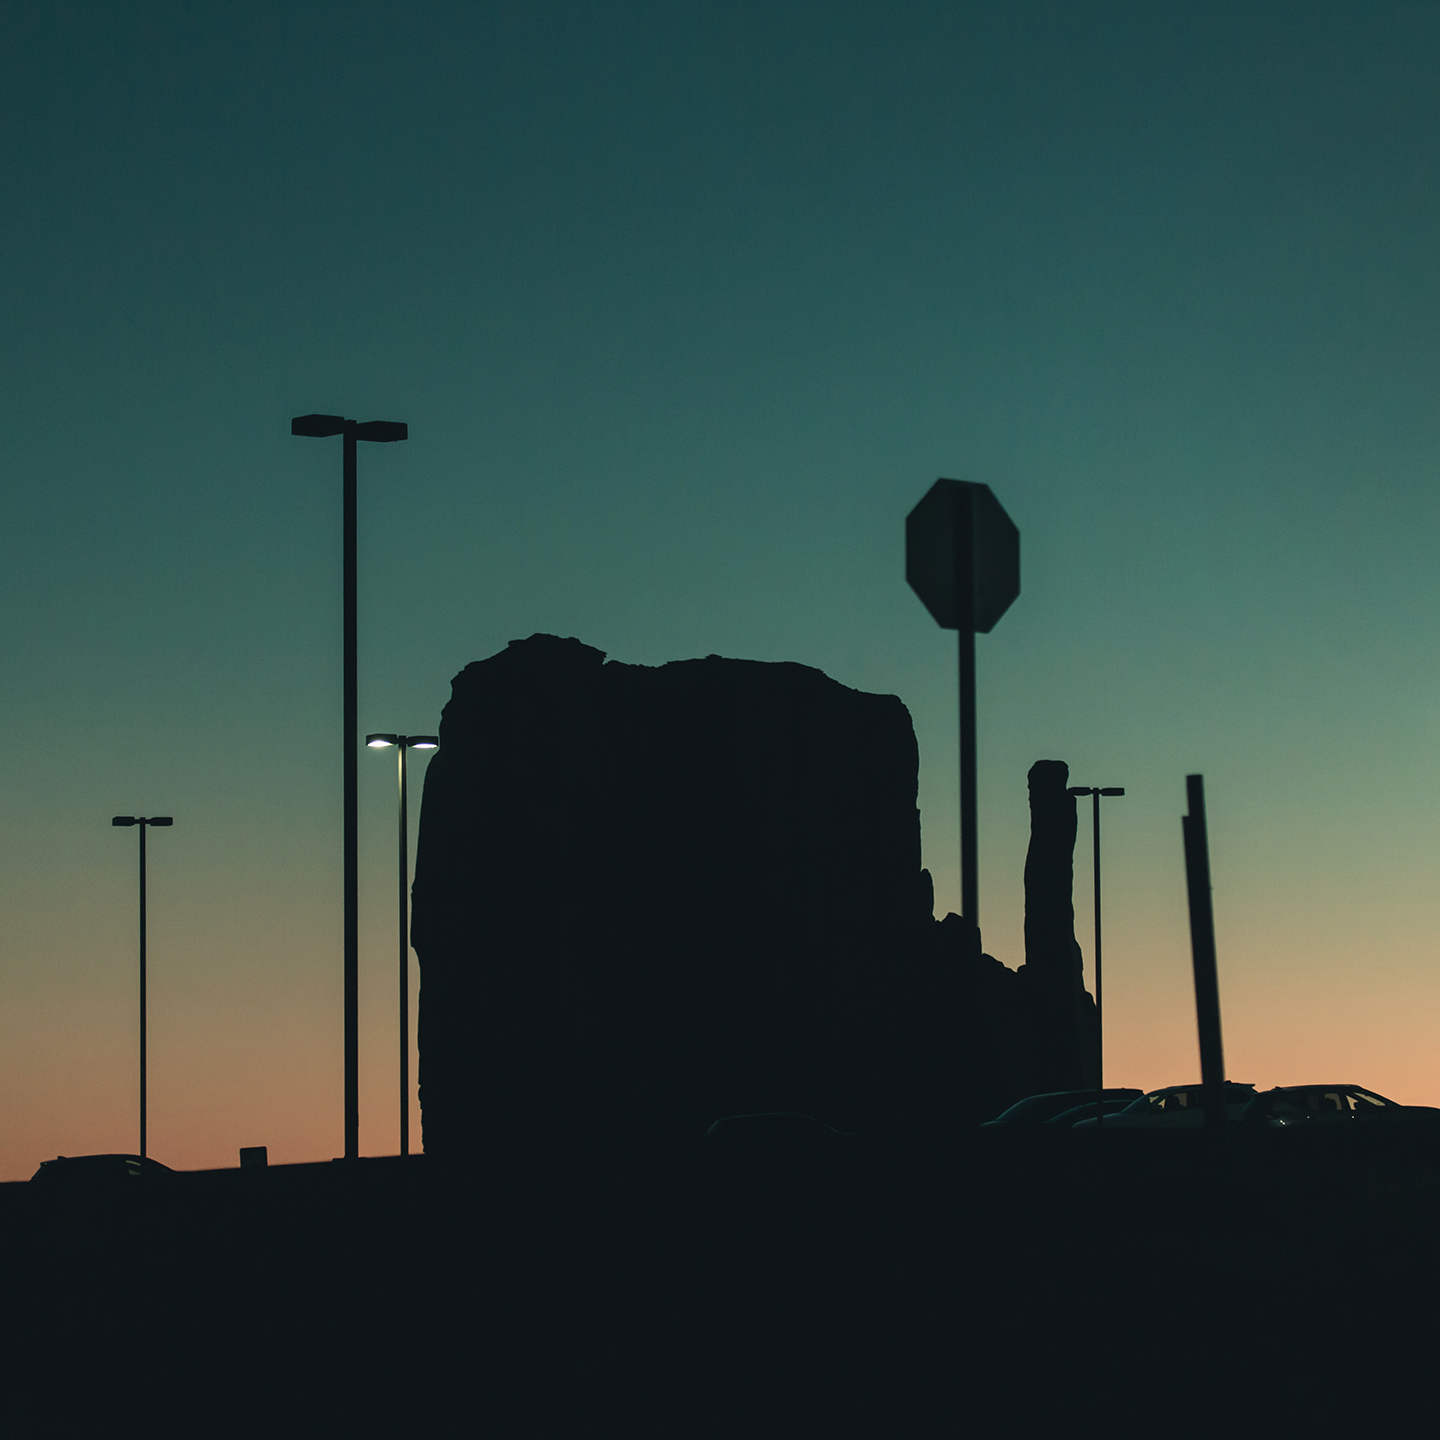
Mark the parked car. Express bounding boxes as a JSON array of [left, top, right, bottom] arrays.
[[702, 1112, 852, 1146], [981, 1089, 1142, 1128], [1239, 1085, 1440, 1131], [1071, 1082, 1257, 1129], [1044, 1098, 1141, 1128], [30, 1154, 174, 1186]]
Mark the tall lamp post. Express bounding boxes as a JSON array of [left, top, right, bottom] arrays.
[[367, 733, 438, 1157], [292, 412, 408, 1160], [1067, 785, 1124, 1125], [111, 815, 173, 1161]]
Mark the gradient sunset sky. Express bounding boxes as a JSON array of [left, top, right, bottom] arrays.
[[3, 1, 1439, 1179]]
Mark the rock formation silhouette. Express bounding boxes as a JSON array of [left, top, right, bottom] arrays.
[[1017, 759, 1100, 1093], [905, 765, 1097, 1125], [411, 635, 1098, 1156], [412, 635, 936, 1156]]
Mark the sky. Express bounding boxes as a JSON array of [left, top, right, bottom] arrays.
[[2, 0, 1439, 1179]]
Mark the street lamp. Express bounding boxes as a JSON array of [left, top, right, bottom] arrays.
[[111, 815, 173, 1161], [292, 412, 408, 1160], [1067, 785, 1125, 1125], [367, 733, 438, 1157]]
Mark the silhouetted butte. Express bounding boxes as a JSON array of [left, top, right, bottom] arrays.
[[411, 635, 1100, 1158]]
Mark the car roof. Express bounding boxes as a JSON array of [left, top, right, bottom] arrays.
[[1146, 1082, 1255, 1095], [1005, 1088, 1141, 1105], [985, 1088, 1141, 1121], [1266, 1084, 1398, 1103], [42, 1153, 141, 1162], [703, 1112, 850, 1139], [38, 1153, 171, 1163]]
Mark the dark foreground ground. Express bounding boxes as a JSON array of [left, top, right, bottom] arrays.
[[3, 1127, 1436, 1436]]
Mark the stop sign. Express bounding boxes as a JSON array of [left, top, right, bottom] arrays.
[[906, 479, 1020, 633]]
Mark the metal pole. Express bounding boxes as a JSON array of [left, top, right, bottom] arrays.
[[954, 496, 978, 930], [1092, 792, 1102, 1126], [1183, 774, 1226, 1131], [139, 819, 147, 1163], [398, 739, 410, 1158], [958, 626, 977, 929], [343, 425, 359, 1160]]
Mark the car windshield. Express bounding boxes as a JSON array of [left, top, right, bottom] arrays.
[[1117, 1093, 1168, 1112], [988, 1093, 1090, 1123], [1046, 1100, 1132, 1125], [1349, 1089, 1395, 1108]]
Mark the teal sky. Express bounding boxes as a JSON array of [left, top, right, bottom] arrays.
[[4, 1, 1440, 1176]]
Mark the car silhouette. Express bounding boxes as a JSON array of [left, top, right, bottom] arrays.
[[30, 1154, 174, 1186], [1070, 1082, 1258, 1129], [1238, 1085, 1440, 1130]]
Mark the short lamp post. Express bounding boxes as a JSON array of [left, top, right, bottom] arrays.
[[292, 412, 408, 1160], [111, 815, 173, 1161], [1067, 785, 1125, 1126], [367, 733, 438, 1157]]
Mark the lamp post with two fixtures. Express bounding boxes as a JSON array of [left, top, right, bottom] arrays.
[[291, 412, 408, 1160], [1067, 785, 1124, 1126], [367, 733, 438, 1157], [111, 814, 173, 1161]]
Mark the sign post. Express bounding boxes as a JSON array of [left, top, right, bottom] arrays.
[[906, 480, 1020, 934]]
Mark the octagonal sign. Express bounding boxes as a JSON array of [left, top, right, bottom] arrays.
[[906, 479, 1020, 633]]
